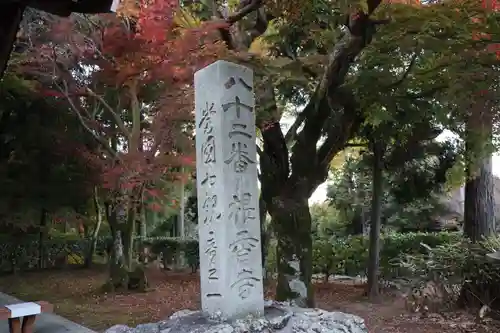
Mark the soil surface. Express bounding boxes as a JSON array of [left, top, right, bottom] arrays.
[[0, 266, 498, 333]]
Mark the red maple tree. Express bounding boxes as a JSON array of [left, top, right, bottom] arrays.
[[20, 0, 224, 210], [14, 0, 226, 274]]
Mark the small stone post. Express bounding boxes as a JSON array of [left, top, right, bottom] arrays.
[[194, 60, 264, 319]]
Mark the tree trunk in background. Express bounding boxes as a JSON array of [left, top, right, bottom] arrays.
[[367, 139, 384, 301], [38, 207, 48, 269], [350, 212, 364, 235], [464, 156, 495, 242], [85, 187, 103, 268], [463, 100, 495, 242], [459, 98, 497, 309], [140, 201, 147, 239], [104, 201, 135, 291], [123, 206, 136, 270], [347, 167, 364, 235], [268, 192, 314, 308]]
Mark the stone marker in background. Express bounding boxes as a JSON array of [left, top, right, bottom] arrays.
[[193, 60, 264, 319]]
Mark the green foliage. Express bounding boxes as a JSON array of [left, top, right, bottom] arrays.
[[399, 235, 500, 284], [327, 139, 458, 232], [0, 234, 200, 273], [265, 239, 278, 276], [310, 203, 346, 237], [0, 74, 97, 230], [398, 235, 500, 308], [0, 235, 97, 272], [312, 232, 462, 279], [146, 237, 199, 271]]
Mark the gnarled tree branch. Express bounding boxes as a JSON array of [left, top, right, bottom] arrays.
[[287, 0, 384, 195]]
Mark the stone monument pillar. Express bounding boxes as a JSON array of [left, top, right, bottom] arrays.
[[104, 60, 369, 333], [194, 60, 264, 319]]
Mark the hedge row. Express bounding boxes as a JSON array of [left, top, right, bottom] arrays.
[[310, 231, 462, 279], [0, 234, 200, 272], [0, 232, 462, 280]]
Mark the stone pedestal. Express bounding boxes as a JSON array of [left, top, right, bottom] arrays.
[[104, 301, 369, 333]]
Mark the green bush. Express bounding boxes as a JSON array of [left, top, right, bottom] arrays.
[[265, 239, 277, 276], [0, 235, 93, 272], [0, 234, 200, 273], [312, 231, 463, 280], [0, 230, 464, 283], [398, 235, 500, 309], [146, 237, 199, 272]]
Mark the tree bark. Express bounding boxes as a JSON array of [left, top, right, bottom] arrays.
[[123, 206, 136, 270], [464, 156, 495, 242], [350, 212, 365, 235], [463, 100, 495, 242], [367, 139, 384, 301], [459, 95, 497, 309], [85, 187, 103, 268], [268, 193, 314, 308], [104, 200, 136, 291]]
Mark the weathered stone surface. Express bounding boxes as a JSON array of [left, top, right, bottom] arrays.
[[104, 301, 368, 333], [194, 60, 264, 319]]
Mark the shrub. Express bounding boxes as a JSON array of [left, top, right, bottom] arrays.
[[265, 239, 277, 277], [146, 237, 199, 272], [0, 234, 200, 273], [313, 238, 335, 280], [312, 231, 463, 280], [398, 235, 500, 310]]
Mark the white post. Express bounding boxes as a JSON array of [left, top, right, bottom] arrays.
[[194, 60, 264, 319]]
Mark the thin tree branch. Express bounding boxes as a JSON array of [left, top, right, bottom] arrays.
[[85, 87, 131, 139], [317, 88, 362, 169], [211, 0, 268, 50], [284, 112, 306, 146], [226, 0, 264, 24], [56, 80, 120, 160]]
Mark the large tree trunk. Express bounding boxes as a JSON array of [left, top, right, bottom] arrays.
[[459, 99, 497, 308], [366, 139, 384, 301], [463, 98, 495, 242], [104, 201, 128, 289], [463, 156, 495, 242], [122, 206, 136, 270], [103, 199, 146, 292], [268, 193, 314, 308]]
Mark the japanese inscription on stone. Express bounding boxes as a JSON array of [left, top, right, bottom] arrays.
[[194, 60, 264, 320]]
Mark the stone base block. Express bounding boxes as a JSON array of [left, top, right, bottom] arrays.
[[104, 301, 368, 333]]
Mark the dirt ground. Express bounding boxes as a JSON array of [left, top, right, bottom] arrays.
[[0, 266, 498, 333]]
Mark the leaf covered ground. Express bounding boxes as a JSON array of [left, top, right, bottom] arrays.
[[0, 267, 498, 333]]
